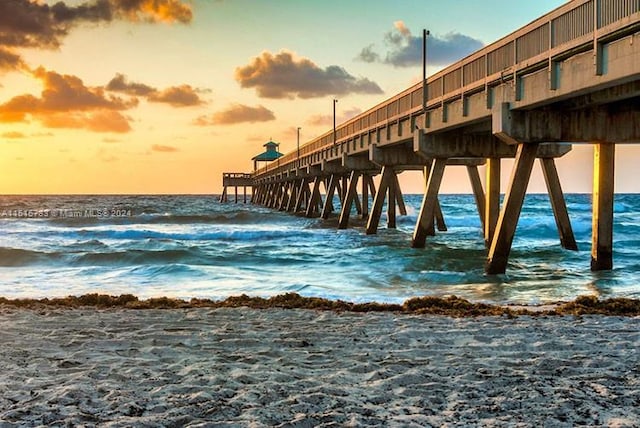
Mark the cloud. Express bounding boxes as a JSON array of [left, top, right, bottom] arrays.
[[356, 21, 484, 67], [106, 73, 155, 96], [110, 0, 192, 24], [0, 67, 134, 132], [306, 107, 363, 127], [39, 111, 131, 133], [106, 74, 205, 107], [235, 50, 383, 99], [152, 144, 179, 152], [0, 0, 192, 72], [1, 131, 26, 139], [196, 104, 276, 125], [356, 45, 380, 64], [0, 48, 25, 71], [147, 85, 203, 107]]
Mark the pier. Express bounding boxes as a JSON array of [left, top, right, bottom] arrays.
[[220, 173, 253, 203], [222, 0, 640, 274]]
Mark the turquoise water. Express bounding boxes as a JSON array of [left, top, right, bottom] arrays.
[[0, 194, 638, 304]]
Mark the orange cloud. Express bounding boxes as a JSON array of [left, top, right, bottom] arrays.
[[40, 111, 131, 133], [235, 50, 383, 99], [0, 0, 192, 72], [106, 73, 155, 96], [196, 104, 276, 125], [147, 85, 204, 107], [0, 67, 135, 132], [0, 48, 24, 71], [152, 144, 179, 152], [107, 74, 205, 107], [111, 0, 192, 24], [30, 67, 134, 111]]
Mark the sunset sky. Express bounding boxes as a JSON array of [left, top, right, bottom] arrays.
[[1, 0, 638, 194]]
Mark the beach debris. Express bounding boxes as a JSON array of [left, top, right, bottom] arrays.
[[1, 293, 639, 317]]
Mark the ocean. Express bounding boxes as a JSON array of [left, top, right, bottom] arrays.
[[0, 194, 638, 304]]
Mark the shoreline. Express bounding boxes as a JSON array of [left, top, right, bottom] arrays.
[[1, 292, 640, 317]]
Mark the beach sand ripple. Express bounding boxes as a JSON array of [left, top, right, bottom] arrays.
[[0, 308, 638, 427]]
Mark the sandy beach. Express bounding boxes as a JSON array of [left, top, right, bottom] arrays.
[[0, 306, 638, 427]]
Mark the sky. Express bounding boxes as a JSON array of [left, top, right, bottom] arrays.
[[0, 0, 637, 195]]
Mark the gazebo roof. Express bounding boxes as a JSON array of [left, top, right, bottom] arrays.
[[252, 140, 283, 161]]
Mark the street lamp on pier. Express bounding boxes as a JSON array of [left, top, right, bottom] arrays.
[[333, 98, 338, 145], [297, 127, 301, 168]]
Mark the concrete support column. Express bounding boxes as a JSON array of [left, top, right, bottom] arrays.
[[363, 175, 377, 220], [467, 165, 486, 230], [591, 143, 615, 271], [540, 158, 578, 251], [485, 158, 501, 247], [324, 177, 335, 214], [306, 176, 323, 218], [353, 180, 363, 216], [412, 159, 447, 248], [393, 174, 408, 216], [486, 143, 539, 274], [361, 174, 369, 220], [286, 180, 298, 212], [321, 175, 339, 220], [387, 172, 397, 229], [366, 167, 393, 235], [435, 199, 447, 232], [338, 170, 360, 229], [277, 182, 287, 210], [294, 178, 309, 212]]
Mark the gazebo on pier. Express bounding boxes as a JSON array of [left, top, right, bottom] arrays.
[[252, 140, 283, 171]]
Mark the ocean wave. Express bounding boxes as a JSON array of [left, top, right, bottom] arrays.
[[0, 247, 62, 267], [75, 228, 305, 242], [73, 248, 209, 266]]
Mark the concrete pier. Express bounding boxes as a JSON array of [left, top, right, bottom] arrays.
[[222, 0, 640, 274]]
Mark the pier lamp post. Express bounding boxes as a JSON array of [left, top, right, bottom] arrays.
[[333, 98, 338, 145], [422, 29, 430, 112], [297, 127, 301, 168]]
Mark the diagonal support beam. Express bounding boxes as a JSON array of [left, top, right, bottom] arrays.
[[485, 158, 501, 247], [361, 174, 371, 219], [388, 171, 397, 229], [321, 175, 339, 220], [277, 182, 289, 211], [392, 173, 408, 216], [486, 143, 539, 274], [306, 176, 323, 218], [412, 159, 447, 248], [467, 165, 486, 230], [366, 167, 393, 235], [540, 158, 578, 251], [338, 171, 361, 229], [435, 199, 447, 232], [295, 178, 309, 212]]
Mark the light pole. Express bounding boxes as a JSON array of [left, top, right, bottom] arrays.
[[422, 29, 430, 112], [297, 127, 301, 168], [333, 98, 339, 145]]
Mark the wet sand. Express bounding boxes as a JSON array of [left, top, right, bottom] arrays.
[[0, 306, 638, 427]]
